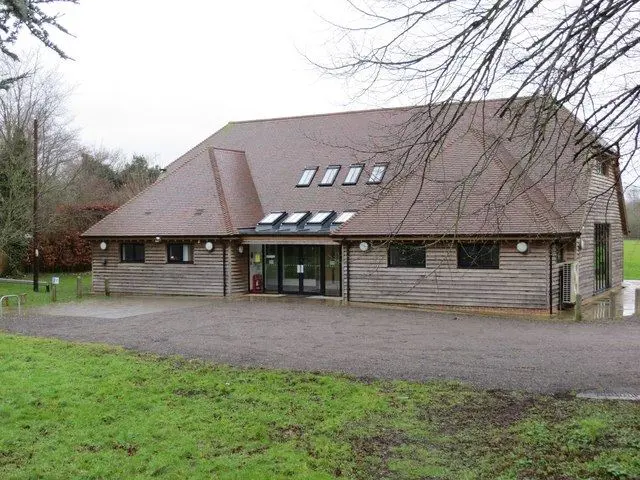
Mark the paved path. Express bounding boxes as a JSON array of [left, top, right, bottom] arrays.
[[2, 297, 639, 393]]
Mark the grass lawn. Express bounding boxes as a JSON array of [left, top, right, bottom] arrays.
[[624, 239, 640, 280], [0, 334, 638, 479], [0, 273, 92, 307]]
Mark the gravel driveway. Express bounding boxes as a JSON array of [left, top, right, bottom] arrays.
[[2, 297, 639, 393]]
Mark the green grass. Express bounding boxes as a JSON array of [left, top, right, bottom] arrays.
[[624, 239, 640, 280], [1, 334, 638, 479], [0, 272, 92, 306]]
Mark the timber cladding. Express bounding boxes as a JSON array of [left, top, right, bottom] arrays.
[[91, 241, 226, 296], [346, 240, 551, 310]]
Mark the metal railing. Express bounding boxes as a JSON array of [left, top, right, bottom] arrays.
[[0, 294, 22, 316]]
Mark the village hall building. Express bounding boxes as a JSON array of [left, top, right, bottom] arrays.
[[83, 98, 627, 314]]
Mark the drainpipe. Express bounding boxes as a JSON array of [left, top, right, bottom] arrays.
[[345, 241, 350, 302], [548, 242, 553, 315], [222, 241, 227, 297]]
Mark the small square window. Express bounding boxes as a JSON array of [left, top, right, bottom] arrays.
[[167, 243, 193, 263], [333, 211, 356, 224], [258, 212, 285, 225], [457, 243, 499, 269], [307, 211, 333, 224], [297, 167, 318, 187], [388, 243, 426, 268], [368, 164, 387, 184], [282, 211, 309, 224], [343, 164, 364, 185], [121, 243, 144, 263], [319, 166, 340, 186]]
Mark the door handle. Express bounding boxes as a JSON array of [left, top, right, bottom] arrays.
[[297, 264, 304, 274]]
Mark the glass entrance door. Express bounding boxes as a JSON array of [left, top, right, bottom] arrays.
[[301, 246, 322, 294], [281, 245, 300, 293]]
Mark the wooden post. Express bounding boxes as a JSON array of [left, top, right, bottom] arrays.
[[19, 293, 26, 305], [635, 288, 640, 317], [104, 278, 110, 296], [76, 276, 82, 298], [574, 293, 582, 321], [51, 284, 57, 302]]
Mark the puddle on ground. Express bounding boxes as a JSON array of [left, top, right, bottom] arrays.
[[557, 280, 640, 322]]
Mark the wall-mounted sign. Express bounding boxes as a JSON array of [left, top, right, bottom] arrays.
[[51, 276, 60, 285]]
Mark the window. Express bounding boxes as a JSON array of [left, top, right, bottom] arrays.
[[368, 164, 387, 184], [121, 243, 144, 263], [333, 211, 356, 224], [307, 211, 333, 224], [343, 164, 364, 185], [258, 212, 285, 225], [282, 211, 309, 224], [457, 243, 499, 269], [319, 166, 340, 186], [388, 243, 426, 268], [297, 167, 317, 187], [167, 243, 193, 263]]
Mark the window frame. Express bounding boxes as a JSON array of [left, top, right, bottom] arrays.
[[457, 243, 500, 269], [258, 212, 285, 225], [343, 164, 364, 185], [282, 211, 310, 225], [318, 166, 341, 186], [332, 211, 357, 224], [167, 243, 194, 264], [297, 167, 318, 187], [120, 243, 145, 263], [367, 163, 388, 184], [388, 242, 426, 268], [307, 211, 334, 224]]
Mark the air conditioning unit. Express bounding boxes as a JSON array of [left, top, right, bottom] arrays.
[[562, 262, 577, 304]]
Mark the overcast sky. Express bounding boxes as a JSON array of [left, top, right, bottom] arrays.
[[19, 0, 378, 167]]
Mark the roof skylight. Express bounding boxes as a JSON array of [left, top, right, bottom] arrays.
[[319, 166, 340, 186], [297, 168, 317, 187], [333, 211, 357, 224], [343, 164, 364, 185], [258, 212, 285, 225], [307, 211, 334, 224], [368, 164, 387, 184], [282, 211, 309, 224]]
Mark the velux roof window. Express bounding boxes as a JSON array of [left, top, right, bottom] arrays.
[[258, 212, 285, 225], [333, 211, 356, 224], [368, 164, 387, 184], [319, 166, 340, 186], [343, 164, 364, 185], [282, 211, 309, 224], [297, 167, 317, 187], [307, 211, 333, 224]]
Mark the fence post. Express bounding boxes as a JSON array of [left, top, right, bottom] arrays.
[[76, 276, 82, 298], [574, 293, 582, 321], [51, 284, 57, 302], [104, 278, 110, 296]]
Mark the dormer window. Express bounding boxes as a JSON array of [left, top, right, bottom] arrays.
[[343, 164, 364, 185], [333, 211, 356, 224], [297, 167, 318, 187], [307, 211, 334, 224], [368, 164, 387, 184], [258, 212, 286, 225], [319, 166, 340, 186], [282, 211, 309, 224]]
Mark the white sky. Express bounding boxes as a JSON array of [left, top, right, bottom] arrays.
[[19, 0, 377, 167]]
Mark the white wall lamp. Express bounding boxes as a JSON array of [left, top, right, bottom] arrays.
[[359, 241, 370, 252], [99, 241, 108, 251], [154, 236, 161, 243], [516, 241, 529, 254], [204, 241, 214, 252], [237, 245, 244, 254]]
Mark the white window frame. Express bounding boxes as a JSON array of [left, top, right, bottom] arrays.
[[343, 164, 364, 185], [282, 211, 309, 224], [307, 211, 334, 224], [258, 212, 285, 225], [297, 167, 318, 187], [319, 166, 341, 186]]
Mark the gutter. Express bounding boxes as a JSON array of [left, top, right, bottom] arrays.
[[345, 241, 350, 302], [548, 243, 553, 315], [222, 242, 227, 297]]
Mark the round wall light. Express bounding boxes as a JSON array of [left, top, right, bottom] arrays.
[[237, 245, 244, 254], [516, 241, 528, 254], [204, 241, 214, 252], [359, 241, 370, 252], [99, 241, 107, 251], [154, 236, 161, 243]]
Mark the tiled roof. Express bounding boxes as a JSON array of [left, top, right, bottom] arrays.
[[84, 98, 622, 238]]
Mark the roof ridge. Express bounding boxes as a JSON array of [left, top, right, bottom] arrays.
[[82, 149, 206, 237]]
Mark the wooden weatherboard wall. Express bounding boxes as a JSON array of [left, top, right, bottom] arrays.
[[91, 241, 225, 296], [577, 166, 624, 298], [345, 240, 552, 311]]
